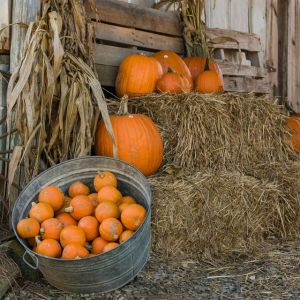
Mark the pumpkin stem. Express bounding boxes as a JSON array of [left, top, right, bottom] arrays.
[[204, 57, 210, 71], [118, 96, 129, 115], [65, 206, 74, 213], [40, 228, 45, 235], [31, 202, 36, 207], [35, 235, 41, 244]]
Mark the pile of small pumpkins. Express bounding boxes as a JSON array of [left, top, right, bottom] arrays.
[[16, 171, 146, 259], [115, 50, 224, 98]]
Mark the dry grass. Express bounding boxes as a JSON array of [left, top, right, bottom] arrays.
[[108, 93, 297, 173], [149, 167, 300, 260]]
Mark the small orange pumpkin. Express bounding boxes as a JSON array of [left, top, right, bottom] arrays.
[[184, 56, 224, 85], [119, 203, 130, 213], [36, 238, 62, 258], [156, 68, 192, 94], [94, 172, 117, 192], [120, 196, 136, 205], [78, 216, 99, 241], [91, 237, 108, 254], [103, 242, 119, 253], [95, 99, 163, 176], [17, 218, 40, 239], [65, 195, 94, 220], [99, 218, 123, 242], [153, 50, 193, 89], [87, 193, 99, 208], [60, 225, 86, 248], [56, 213, 77, 227], [68, 181, 90, 198], [97, 186, 122, 204], [29, 202, 54, 223], [38, 185, 64, 211], [195, 70, 224, 94], [119, 230, 134, 243], [121, 204, 146, 231], [61, 243, 89, 259], [116, 53, 163, 98], [40, 218, 63, 240], [95, 201, 120, 223]]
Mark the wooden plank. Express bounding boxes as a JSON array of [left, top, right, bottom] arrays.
[[94, 44, 266, 78], [10, 0, 40, 73], [94, 22, 184, 53], [95, 64, 270, 93], [92, 0, 182, 36], [287, 0, 300, 112], [205, 0, 230, 29], [229, 0, 249, 32], [206, 28, 262, 52], [265, 0, 278, 95], [277, 0, 289, 105], [223, 76, 270, 93], [0, 0, 11, 51], [250, 0, 267, 52], [94, 44, 153, 66]]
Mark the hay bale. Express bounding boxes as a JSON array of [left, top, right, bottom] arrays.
[[149, 169, 300, 260], [108, 93, 298, 172]]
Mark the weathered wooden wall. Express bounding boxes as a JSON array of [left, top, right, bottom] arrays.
[[0, 0, 11, 52]]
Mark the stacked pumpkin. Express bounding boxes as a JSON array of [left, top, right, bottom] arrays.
[[115, 50, 224, 97], [16, 171, 146, 259]]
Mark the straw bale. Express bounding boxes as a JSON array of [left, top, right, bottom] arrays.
[[149, 168, 300, 260], [108, 93, 298, 172]]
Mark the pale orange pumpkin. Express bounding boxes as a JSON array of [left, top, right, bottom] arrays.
[[116, 53, 163, 98], [184, 56, 224, 85], [156, 68, 192, 94], [65, 195, 94, 220], [121, 204, 146, 231], [94, 171, 117, 192], [40, 218, 63, 240], [29, 202, 54, 223], [153, 50, 193, 89], [103, 242, 119, 253], [36, 238, 62, 258], [92, 237, 108, 254], [95, 201, 120, 223], [95, 99, 163, 176], [195, 70, 224, 94], [17, 218, 40, 239], [78, 216, 99, 241], [38, 185, 64, 211], [60, 225, 86, 248], [99, 218, 123, 242], [61, 243, 89, 259]]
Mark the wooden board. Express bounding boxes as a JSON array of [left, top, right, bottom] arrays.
[[91, 0, 269, 94], [0, 0, 11, 51]]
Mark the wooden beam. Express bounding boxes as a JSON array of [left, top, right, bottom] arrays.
[[94, 22, 184, 53], [10, 0, 40, 73], [93, 0, 182, 37], [277, 0, 289, 105]]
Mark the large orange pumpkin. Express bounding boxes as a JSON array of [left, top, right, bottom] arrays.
[[115, 53, 163, 98], [95, 100, 163, 176], [156, 68, 192, 94], [153, 50, 193, 89], [184, 56, 224, 85], [287, 116, 300, 151]]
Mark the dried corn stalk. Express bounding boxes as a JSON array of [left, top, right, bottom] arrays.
[[7, 0, 116, 191]]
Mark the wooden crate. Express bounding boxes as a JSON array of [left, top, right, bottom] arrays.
[[89, 0, 270, 94]]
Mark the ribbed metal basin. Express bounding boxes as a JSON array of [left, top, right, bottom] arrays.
[[12, 156, 151, 293]]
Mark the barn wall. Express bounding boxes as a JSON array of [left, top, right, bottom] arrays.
[[0, 0, 11, 51]]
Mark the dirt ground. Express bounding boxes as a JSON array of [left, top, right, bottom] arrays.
[[3, 240, 300, 300]]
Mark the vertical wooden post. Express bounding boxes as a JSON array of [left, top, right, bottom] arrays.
[[10, 0, 40, 73], [277, 0, 289, 105]]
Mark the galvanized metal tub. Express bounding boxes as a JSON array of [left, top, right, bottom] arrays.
[[12, 156, 151, 293]]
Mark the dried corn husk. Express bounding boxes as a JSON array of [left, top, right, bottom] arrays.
[[7, 0, 116, 199]]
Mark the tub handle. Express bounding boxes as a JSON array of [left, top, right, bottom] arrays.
[[23, 250, 39, 270]]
